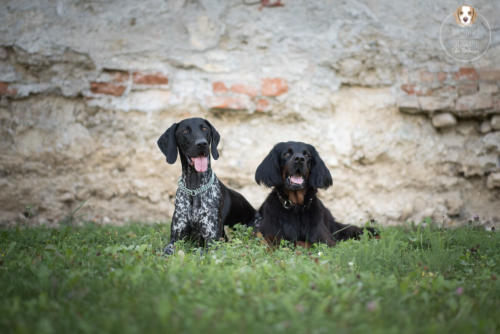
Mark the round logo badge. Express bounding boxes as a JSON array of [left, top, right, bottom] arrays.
[[440, 5, 491, 62]]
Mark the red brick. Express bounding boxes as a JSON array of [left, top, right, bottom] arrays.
[[401, 84, 430, 96], [230, 84, 258, 97], [132, 72, 168, 85], [454, 67, 479, 81], [90, 82, 126, 96], [401, 84, 415, 95], [261, 78, 288, 97], [260, 0, 284, 8], [437, 72, 448, 82], [208, 96, 250, 110], [401, 83, 430, 96], [0, 82, 17, 96], [419, 70, 435, 83], [255, 98, 270, 112], [212, 81, 228, 93], [415, 87, 431, 96], [478, 69, 500, 81]]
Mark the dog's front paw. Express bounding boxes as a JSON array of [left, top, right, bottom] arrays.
[[163, 243, 175, 256]]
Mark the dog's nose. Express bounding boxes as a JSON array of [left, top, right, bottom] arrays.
[[195, 139, 208, 149], [463, 17, 468, 22], [293, 154, 305, 163]]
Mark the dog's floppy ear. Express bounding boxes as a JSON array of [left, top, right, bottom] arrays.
[[455, 7, 461, 25], [308, 145, 333, 189], [204, 119, 220, 160], [157, 122, 179, 164], [471, 7, 477, 24], [255, 144, 283, 187]]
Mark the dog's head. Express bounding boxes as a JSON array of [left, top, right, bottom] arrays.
[[255, 141, 332, 190], [157, 117, 220, 173], [455, 5, 476, 26]]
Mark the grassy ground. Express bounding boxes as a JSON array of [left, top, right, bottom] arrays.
[[0, 222, 499, 334]]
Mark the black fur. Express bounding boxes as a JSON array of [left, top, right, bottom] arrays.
[[158, 119, 220, 164], [157, 117, 255, 255], [255, 141, 374, 246]]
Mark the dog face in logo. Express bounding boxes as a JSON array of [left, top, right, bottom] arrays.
[[455, 5, 477, 26]]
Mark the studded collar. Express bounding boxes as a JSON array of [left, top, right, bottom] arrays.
[[178, 171, 215, 197]]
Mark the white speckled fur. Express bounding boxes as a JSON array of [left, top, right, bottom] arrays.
[[164, 172, 223, 254]]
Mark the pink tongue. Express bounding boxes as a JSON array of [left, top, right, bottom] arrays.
[[192, 156, 208, 172], [290, 176, 304, 184]]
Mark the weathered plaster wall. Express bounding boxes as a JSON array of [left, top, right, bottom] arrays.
[[0, 0, 499, 227]]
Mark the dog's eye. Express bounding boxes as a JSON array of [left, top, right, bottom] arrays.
[[303, 151, 310, 158], [468, 11, 471, 15], [460, 11, 463, 15], [182, 129, 189, 135], [201, 126, 208, 131]]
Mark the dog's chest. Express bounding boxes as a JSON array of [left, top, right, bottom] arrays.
[[279, 204, 319, 240], [174, 179, 222, 223]]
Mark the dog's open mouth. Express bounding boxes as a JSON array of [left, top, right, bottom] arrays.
[[287, 175, 304, 185], [190, 155, 208, 172]]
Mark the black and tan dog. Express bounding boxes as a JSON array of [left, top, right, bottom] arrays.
[[157, 117, 255, 255], [255, 141, 374, 247]]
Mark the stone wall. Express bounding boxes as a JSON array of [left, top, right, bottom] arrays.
[[1, 0, 499, 227]]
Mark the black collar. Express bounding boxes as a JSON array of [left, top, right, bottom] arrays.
[[275, 189, 314, 210]]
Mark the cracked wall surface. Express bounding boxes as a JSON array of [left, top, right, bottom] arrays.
[[0, 0, 499, 227]]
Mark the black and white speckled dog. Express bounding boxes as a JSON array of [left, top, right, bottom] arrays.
[[157, 117, 256, 255]]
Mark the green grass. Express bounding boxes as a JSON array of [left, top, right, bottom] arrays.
[[0, 222, 499, 334]]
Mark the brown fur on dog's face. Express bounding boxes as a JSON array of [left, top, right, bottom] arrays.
[[455, 5, 477, 26]]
